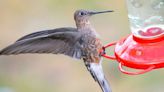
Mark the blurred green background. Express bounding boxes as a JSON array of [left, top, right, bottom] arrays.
[[0, 0, 164, 92]]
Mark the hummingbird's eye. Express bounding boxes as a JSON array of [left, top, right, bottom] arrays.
[[79, 12, 86, 16]]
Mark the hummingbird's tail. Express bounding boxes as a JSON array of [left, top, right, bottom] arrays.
[[84, 60, 112, 92]]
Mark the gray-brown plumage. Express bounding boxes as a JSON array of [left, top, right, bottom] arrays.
[[0, 9, 113, 92]]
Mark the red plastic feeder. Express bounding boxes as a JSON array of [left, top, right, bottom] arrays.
[[102, 0, 164, 75], [102, 26, 164, 75]]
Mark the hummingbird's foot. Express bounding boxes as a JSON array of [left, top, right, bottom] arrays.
[[100, 46, 106, 56]]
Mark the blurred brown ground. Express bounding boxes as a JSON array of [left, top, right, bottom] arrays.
[[0, 0, 164, 92]]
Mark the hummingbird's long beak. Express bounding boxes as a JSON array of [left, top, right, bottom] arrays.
[[89, 10, 114, 15]]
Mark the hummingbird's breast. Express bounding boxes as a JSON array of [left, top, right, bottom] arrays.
[[80, 29, 102, 63]]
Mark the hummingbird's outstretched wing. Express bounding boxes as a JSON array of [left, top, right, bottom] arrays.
[[0, 27, 83, 59]]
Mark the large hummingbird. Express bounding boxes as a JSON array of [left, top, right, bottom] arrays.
[[0, 9, 113, 92]]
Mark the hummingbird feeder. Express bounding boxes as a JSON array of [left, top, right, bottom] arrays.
[[102, 0, 164, 75]]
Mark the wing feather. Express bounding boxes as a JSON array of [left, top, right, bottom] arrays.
[[0, 27, 84, 59]]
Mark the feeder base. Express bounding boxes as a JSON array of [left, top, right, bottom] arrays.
[[115, 34, 164, 69]]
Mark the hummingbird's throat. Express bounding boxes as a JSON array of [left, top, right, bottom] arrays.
[[76, 20, 91, 29]]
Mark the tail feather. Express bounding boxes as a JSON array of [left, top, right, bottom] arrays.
[[84, 61, 112, 92]]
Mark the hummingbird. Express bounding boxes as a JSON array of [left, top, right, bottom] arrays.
[[0, 9, 113, 92]]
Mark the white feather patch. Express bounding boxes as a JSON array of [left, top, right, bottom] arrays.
[[90, 58, 104, 81]]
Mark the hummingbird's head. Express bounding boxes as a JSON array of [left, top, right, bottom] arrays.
[[74, 9, 113, 28], [74, 9, 113, 21]]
